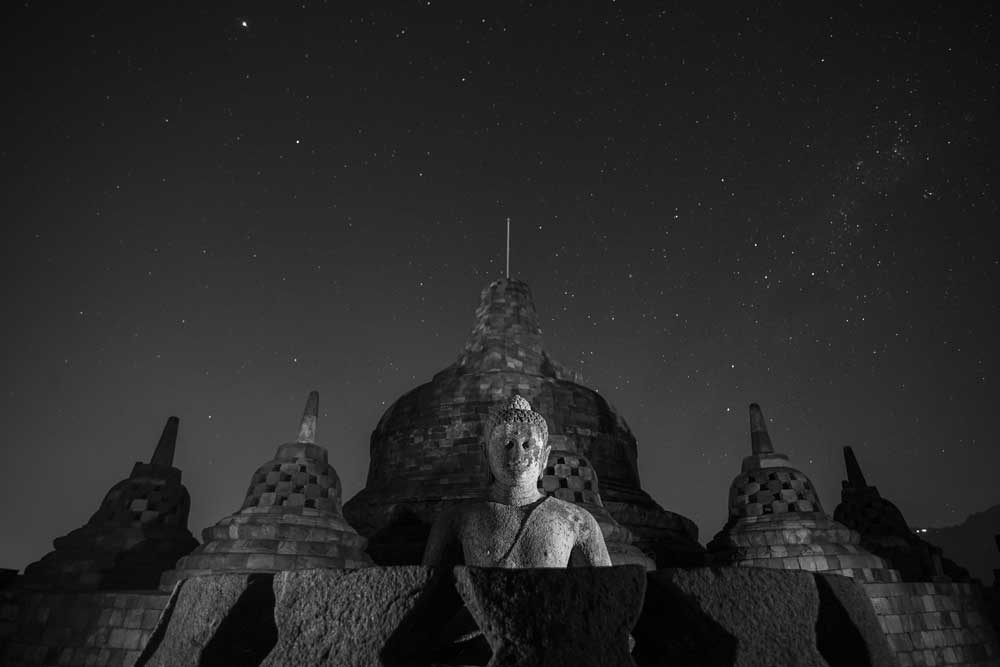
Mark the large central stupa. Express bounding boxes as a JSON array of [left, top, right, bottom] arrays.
[[343, 277, 703, 566]]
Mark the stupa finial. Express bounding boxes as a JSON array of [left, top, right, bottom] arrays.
[[297, 391, 319, 443], [151, 416, 179, 467], [843, 446, 869, 488], [749, 403, 774, 455], [505, 216, 511, 279]]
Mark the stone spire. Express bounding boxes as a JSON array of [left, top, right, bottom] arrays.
[[740, 403, 789, 472], [834, 446, 960, 581], [749, 403, 773, 454], [296, 390, 319, 444], [161, 391, 371, 589], [708, 402, 900, 584], [23, 416, 198, 591], [454, 278, 581, 382], [842, 445, 869, 489], [151, 416, 179, 467]]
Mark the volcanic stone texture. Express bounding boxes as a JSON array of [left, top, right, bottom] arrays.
[[138, 573, 277, 667], [454, 564, 645, 667], [161, 441, 370, 588], [540, 451, 655, 569], [1, 589, 169, 667], [22, 419, 198, 591], [710, 513, 903, 583], [632, 567, 895, 667], [861, 580, 1000, 667], [260, 567, 447, 667], [710, 423, 901, 585], [344, 277, 702, 567]]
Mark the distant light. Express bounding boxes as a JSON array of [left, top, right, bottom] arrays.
[[240, 19, 248, 28]]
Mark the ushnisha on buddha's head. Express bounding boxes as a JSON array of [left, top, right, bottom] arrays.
[[482, 395, 551, 489]]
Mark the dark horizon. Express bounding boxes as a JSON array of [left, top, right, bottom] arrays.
[[2, 2, 997, 578]]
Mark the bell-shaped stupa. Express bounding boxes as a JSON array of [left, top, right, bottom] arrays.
[[160, 391, 370, 589], [539, 450, 656, 569], [834, 446, 960, 581], [23, 417, 198, 591], [708, 404, 900, 583], [343, 277, 702, 566]]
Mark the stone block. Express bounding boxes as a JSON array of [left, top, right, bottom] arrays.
[[454, 565, 644, 667], [136, 573, 276, 667], [813, 572, 896, 667], [260, 566, 447, 667], [634, 567, 825, 667], [123, 608, 144, 629]]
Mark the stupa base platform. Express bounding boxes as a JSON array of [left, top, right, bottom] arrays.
[[710, 514, 902, 583], [161, 512, 370, 590]]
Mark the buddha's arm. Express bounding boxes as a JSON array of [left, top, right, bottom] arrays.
[[575, 511, 613, 566], [422, 507, 461, 566]]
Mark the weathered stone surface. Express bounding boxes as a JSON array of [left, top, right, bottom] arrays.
[[344, 278, 703, 567], [814, 573, 896, 667], [423, 395, 613, 569], [633, 567, 826, 667], [833, 446, 961, 583], [709, 404, 898, 585], [3, 590, 168, 667], [540, 450, 656, 570], [860, 579, 1000, 667], [138, 573, 276, 667], [22, 417, 198, 591], [454, 564, 645, 667], [260, 566, 446, 667], [161, 392, 371, 588]]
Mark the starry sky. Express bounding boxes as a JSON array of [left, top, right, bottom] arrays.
[[2, 2, 997, 575]]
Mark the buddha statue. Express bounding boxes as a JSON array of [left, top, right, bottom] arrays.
[[423, 394, 611, 568]]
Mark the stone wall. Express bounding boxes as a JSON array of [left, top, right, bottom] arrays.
[[3, 568, 999, 666], [862, 581, 999, 666], [1, 587, 22, 657], [2, 590, 169, 667]]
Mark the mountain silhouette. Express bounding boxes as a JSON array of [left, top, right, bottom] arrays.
[[921, 504, 1000, 585]]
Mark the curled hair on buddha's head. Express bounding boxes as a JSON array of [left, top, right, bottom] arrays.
[[482, 394, 550, 485]]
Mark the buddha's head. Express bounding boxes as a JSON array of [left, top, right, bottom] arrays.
[[483, 395, 551, 488]]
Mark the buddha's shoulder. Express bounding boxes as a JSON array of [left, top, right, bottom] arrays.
[[540, 496, 593, 523]]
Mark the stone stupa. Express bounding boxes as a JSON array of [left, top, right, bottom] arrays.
[[160, 391, 370, 589], [22, 417, 198, 591], [834, 446, 961, 581], [538, 450, 656, 569], [343, 276, 703, 567], [708, 403, 900, 583]]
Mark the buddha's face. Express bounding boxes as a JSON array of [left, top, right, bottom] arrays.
[[486, 422, 550, 488]]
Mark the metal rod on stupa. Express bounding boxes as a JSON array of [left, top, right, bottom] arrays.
[[505, 216, 511, 279], [297, 391, 319, 444], [843, 446, 869, 488], [150, 416, 179, 467], [749, 403, 774, 454]]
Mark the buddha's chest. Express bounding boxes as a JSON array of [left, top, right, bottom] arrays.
[[457, 503, 578, 567]]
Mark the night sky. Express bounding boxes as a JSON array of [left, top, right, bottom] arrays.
[[3, 2, 997, 575]]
